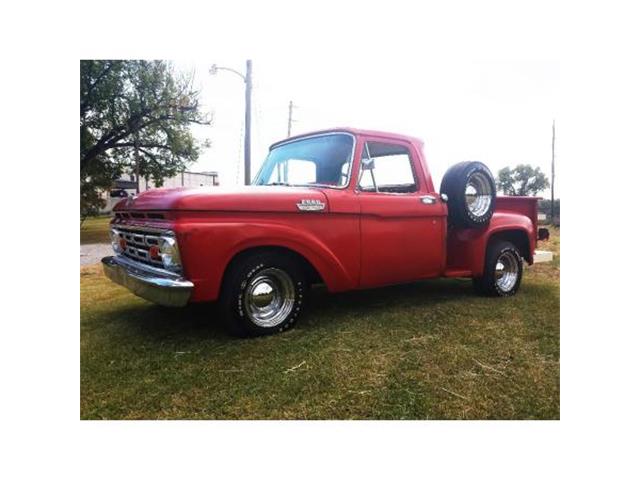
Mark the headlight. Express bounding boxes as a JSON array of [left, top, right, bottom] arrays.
[[159, 236, 182, 272], [110, 228, 123, 253]]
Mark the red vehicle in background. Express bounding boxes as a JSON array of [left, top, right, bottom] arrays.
[[103, 128, 552, 337]]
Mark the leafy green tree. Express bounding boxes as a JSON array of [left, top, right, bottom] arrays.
[[496, 164, 550, 196], [80, 60, 210, 218]]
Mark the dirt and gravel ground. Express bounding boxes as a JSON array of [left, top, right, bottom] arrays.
[[80, 243, 112, 266]]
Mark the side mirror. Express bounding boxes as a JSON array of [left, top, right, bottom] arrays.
[[361, 157, 375, 170]]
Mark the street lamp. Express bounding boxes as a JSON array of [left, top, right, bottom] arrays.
[[209, 60, 253, 185]]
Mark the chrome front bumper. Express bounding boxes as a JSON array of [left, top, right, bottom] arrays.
[[101, 255, 193, 307]]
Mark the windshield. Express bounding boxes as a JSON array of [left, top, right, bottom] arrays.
[[254, 133, 354, 188]]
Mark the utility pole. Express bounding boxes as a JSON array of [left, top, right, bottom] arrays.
[[551, 119, 555, 224], [244, 59, 252, 185], [209, 59, 253, 185], [287, 100, 294, 137]]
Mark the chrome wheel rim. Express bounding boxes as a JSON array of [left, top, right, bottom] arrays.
[[495, 251, 519, 292], [243, 268, 295, 327], [465, 172, 493, 218]]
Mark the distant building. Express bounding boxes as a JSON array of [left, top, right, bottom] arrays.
[[114, 170, 219, 191], [101, 170, 219, 213]]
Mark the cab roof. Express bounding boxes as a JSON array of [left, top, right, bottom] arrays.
[[269, 127, 425, 150]]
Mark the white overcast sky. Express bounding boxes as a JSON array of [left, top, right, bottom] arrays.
[[176, 58, 560, 197]]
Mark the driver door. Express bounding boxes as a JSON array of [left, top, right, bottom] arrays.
[[357, 138, 446, 288]]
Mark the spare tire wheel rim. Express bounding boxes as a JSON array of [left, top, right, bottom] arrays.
[[495, 251, 519, 292], [243, 267, 296, 327], [465, 171, 493, 219]]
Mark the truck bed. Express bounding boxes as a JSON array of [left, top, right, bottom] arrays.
[[495, 196, 540, 233], [444, 196, 540, 277]]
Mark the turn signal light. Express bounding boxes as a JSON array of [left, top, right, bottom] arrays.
[[149, 245, 160, 260]]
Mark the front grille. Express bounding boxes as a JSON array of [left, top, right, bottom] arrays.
[[114, 211, 165, 220], [112, 226, 168, 269]]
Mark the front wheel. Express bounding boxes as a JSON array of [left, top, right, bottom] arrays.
[[473, 240, 523, 296], [219, 252, 307, 337]]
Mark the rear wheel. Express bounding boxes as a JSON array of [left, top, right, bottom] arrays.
[[473, 240, 523, 296], [219, 251, 307, 337]]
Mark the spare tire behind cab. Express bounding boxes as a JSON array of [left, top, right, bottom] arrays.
[[440, 161, 496, 229]]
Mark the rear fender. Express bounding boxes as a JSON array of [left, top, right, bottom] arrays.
[[478, 213, 535, 273], [447, 212, 535, 276]]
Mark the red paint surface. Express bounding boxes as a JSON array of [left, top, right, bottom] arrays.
[[112, 128, 538, 302]]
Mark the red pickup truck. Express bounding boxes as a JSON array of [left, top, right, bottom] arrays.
[[103, 128, 551, 336]]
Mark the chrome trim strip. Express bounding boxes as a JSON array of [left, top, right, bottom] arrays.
[[111, 224, 174, 236]]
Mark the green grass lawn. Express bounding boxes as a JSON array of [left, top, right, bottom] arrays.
[[80, 228, 559, 420], [80, 216, 111, 244]]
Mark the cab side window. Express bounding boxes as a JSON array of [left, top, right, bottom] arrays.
[[358, 142, 417, 193]]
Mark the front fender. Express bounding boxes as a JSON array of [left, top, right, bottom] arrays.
[[176, 221, 357, 302]]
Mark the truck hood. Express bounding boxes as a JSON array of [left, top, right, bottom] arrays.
[[115, 186, 330, 213]]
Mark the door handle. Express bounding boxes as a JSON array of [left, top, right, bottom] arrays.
[[420, 195, 437, 205]]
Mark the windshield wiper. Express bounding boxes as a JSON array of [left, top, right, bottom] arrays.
[[264, 181, 291, 186]]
